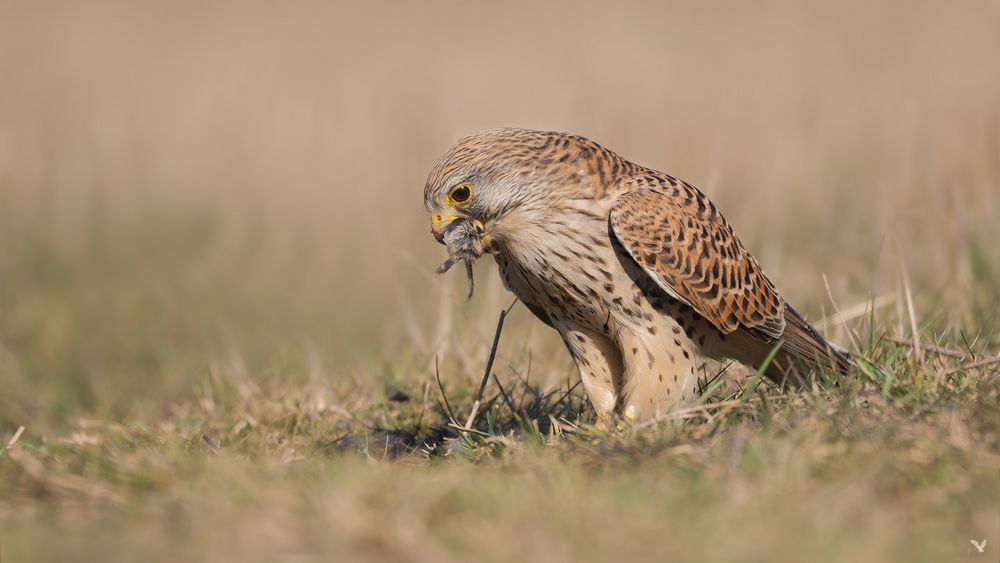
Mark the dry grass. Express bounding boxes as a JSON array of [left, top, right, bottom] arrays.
[[0, 1, 998, 561]]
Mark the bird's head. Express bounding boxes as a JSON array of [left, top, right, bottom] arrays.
[[424, 129, 554, 298], [423, 128, 604, 297], [424, 128, 562, 259]]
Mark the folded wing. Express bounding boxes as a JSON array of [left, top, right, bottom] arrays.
[[609, 185, 786, 341]]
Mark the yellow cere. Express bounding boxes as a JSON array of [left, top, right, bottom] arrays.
[[431, 213, 459, 226]]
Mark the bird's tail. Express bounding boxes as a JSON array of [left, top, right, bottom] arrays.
[[766, 304, 853, 383]]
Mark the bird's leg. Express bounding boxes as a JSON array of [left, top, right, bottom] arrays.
[[617, 329, 700, 422], [557, 323, 623, 426]]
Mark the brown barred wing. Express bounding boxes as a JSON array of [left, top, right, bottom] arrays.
[[609, 186, 786, 339]]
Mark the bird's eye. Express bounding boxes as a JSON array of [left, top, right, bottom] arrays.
[[447, 183, 473, 207]]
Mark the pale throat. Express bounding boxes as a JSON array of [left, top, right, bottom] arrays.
[[485, 204, 549, 246], [490, 208, 583, 274]]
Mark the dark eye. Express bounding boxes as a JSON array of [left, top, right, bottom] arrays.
[[449, 184, 472, 204]]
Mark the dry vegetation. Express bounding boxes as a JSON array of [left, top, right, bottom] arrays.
[[0, 1, 998, 561]]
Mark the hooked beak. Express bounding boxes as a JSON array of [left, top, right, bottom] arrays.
[[430, 212, 490, 301], [430, 212, 460, 244]]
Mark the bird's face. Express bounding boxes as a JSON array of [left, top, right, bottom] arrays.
[[426, 180, 491, 255], [424, 171, 505, 299], [425, 150, 524, 256], [424, 131, 544, 297], [424, 128, 581, 296]]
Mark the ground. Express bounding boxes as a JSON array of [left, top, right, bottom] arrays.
[[2, 326, 998, 562], [1, 2, 999, 562]]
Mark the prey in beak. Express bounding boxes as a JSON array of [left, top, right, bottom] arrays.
[[432, 216, 492, 300]]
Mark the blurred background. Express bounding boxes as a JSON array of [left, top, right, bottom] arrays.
[[1, 0, 998, 428]]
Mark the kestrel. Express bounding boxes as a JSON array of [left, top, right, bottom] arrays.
[[425, 128, 851, 422]]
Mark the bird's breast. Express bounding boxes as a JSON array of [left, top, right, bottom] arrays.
[[491, 208, 633, 334]]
